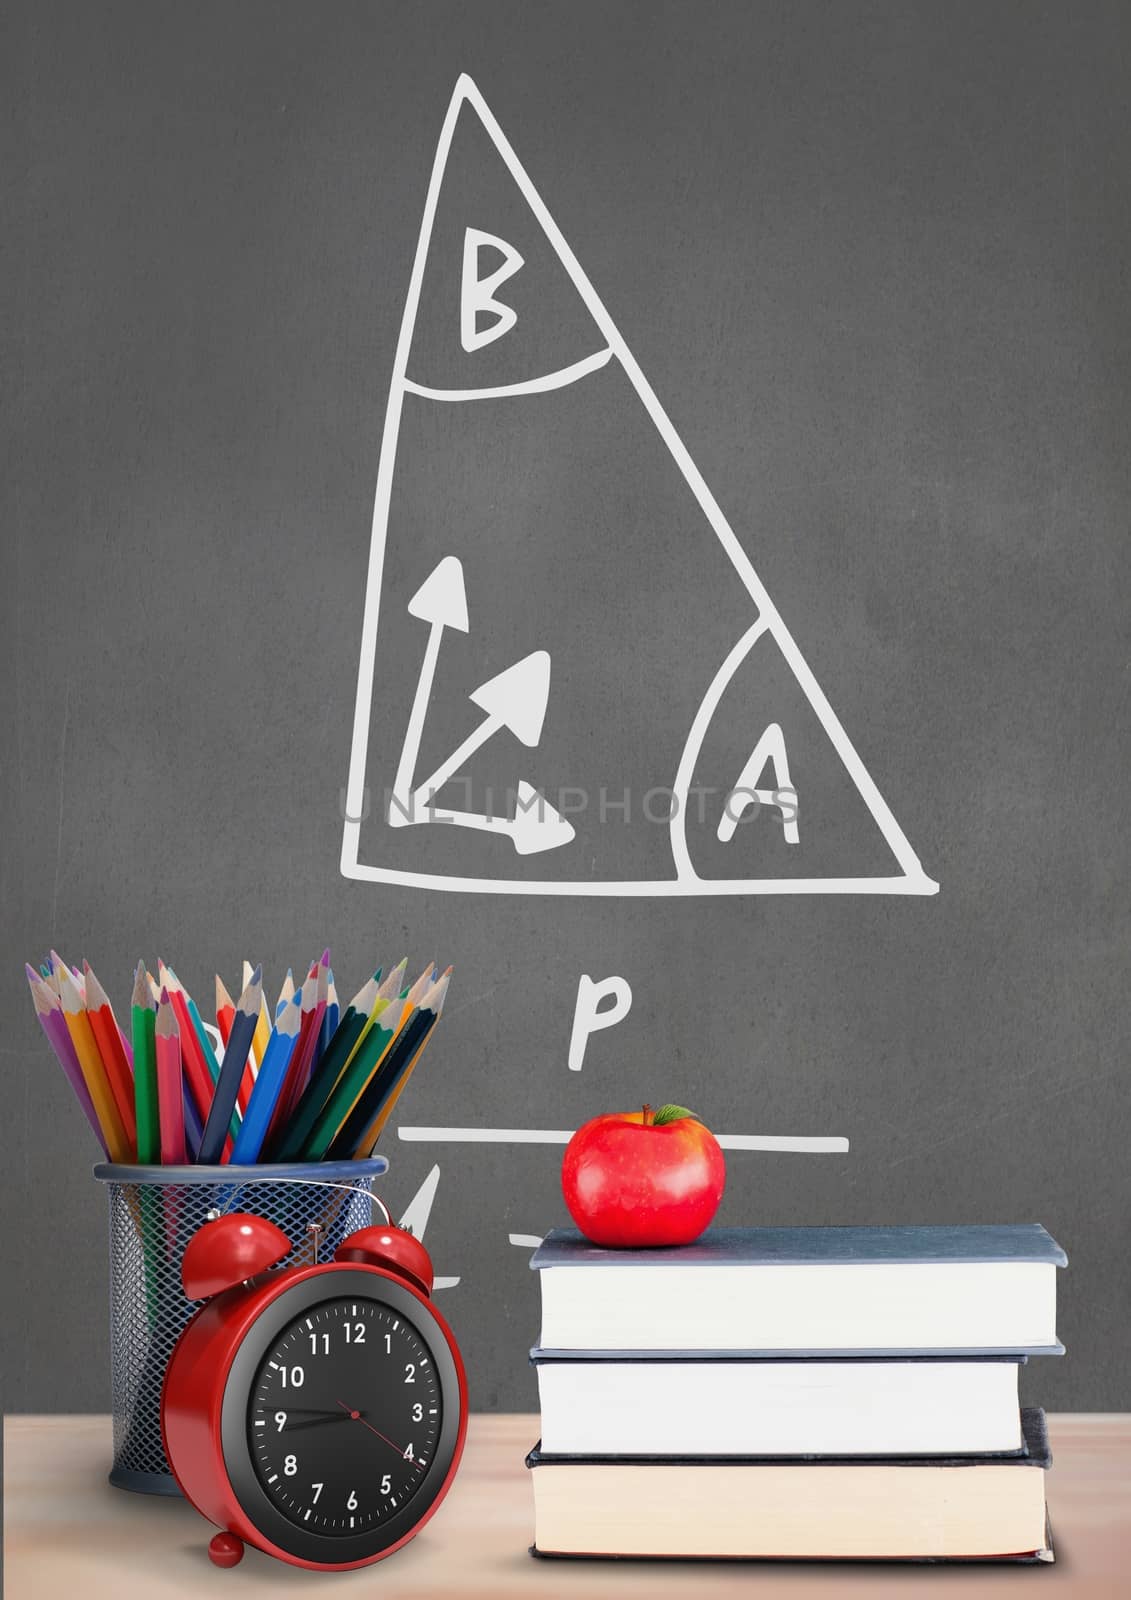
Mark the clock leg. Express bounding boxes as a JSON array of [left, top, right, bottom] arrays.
[[208, 1532, 245, 1568]]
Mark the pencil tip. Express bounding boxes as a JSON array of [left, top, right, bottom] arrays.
[[321, 948, 331, 966], [24, 962, 41, 984], [252, 964, 262, 984]]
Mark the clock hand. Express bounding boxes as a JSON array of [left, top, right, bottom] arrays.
[[284, 1412, 365, 1432], [335, 1400, 425, 1472]]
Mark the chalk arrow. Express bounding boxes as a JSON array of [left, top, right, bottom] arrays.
[[412, 650, 552, 805], [397, 1165, 461, 1289], [389, 557, 470, 825], [426, 781, 575, 856]]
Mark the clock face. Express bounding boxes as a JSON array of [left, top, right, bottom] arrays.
[[247, 1295, 442, 1535]]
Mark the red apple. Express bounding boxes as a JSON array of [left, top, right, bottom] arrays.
[[561, 1104, 726, 1248]]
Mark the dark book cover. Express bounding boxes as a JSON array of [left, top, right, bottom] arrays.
[[531, 1224, 1067, 1271], [531, 1348, 1039, 1364], [526, 1406, 1051, 1469]]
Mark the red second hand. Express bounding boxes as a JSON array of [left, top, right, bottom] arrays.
[[335, 1400, 424, 1472]]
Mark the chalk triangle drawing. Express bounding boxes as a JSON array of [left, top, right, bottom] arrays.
[[342, 75, 938, 898]]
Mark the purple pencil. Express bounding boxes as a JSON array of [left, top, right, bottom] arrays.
[[26, 964, 109, 1154]]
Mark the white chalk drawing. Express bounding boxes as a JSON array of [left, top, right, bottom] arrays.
[[399, 1127, 848, 1153], [568, 974, 633, 1071], [389, 556, 469, 820], [461, 227, 524, 351], [716, 722, 799, 846], [397, 1163, 459, 1291], [342, 74, 937, 897], [388, 558, 574, 855]]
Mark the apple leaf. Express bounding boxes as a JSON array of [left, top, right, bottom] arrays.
[[652, 1104, 697, 1125]]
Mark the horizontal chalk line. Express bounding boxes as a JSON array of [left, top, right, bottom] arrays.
[[398, 1127, 849, 1153]]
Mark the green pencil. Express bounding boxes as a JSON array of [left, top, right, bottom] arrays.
[[298, 1002, 400, 1161], [298, 962, 430, 1161], [131, 960, 160, 1163], [271, 971, 382, 1162]]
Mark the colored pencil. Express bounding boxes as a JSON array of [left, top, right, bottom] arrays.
[[252, 983, 272, 1069], [292, 960, 428, 1162], [215, 976, 236, 1045], [355, 973, 451, 1156], [198, 967, 262, 1165], [159, 963, 214, 1126], [268, 957, 328, 1145], [318, 974, 339, 1064], [155, 990, 187, 1164], [177, 969, 230, 1106], [326, 977, 447, 1159], [56, 966, 131, 1161], [217, 974, 256, 1115], [379, 958, 408, 1000], [160, 963, 238, 1146], [82, 961, 138, 1155], [272, 972, 382, 1163], [131, 961, 160, 1164], [275, 968, 296, 1020], [27, 966, 109, 1154], [241, 959, 270, 1075], [229, 996, 302, 1164]]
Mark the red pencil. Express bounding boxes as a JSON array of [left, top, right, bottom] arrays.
[[215, 976, 235, 1045], [159, 961, 217, 1128], [265, 955, 330, 1151], [82, 961, 138, 1156], [155, 989, 186, 1164]]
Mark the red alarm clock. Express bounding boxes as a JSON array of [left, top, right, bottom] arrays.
[[161, 1201, 467, 1570]]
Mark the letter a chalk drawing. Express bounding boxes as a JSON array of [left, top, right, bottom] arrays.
[[342, 75, 938, 898]]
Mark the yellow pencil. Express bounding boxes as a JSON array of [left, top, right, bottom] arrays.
[[239, 959, 271, 1069], [356, 973, 451, 1155], [57, 966, 131, 1161]]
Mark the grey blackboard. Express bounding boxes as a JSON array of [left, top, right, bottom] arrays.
[[3, 0, 1129, 1414]]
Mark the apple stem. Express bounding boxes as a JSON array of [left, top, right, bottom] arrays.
[[641, 1103, 654, 1126]]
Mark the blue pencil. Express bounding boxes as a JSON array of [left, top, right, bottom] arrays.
[[275, 968, 295, 1021], [197, 967, 261, 1164], [229, 996, 302, 1164]]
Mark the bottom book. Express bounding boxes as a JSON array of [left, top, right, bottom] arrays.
[[527, 1407, 1053, 1562]]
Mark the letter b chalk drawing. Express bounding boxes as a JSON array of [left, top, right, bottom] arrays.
[[341, 75, 937, 899]]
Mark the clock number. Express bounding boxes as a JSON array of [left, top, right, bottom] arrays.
[[347, 1490, 358, 1510], [309, 1332, 330, 1355], [404, 1362, 416, 1383], [284, 1454, 297, 1477], [380, 1474, 392, 1495], [412, 1402, 423, 1422], [403, 1442, 415, 1461], [384, 1333, 392, 1354], [311, 1482, 324, 1504], [274, 1411, 287, 1432], [280, 1365, 305, 1388], [344, 1321, 366, 1343]]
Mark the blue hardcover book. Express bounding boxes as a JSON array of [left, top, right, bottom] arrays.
[[531, 1225, 1066, 1355]]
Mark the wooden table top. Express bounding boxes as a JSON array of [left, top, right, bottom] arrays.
[[5, 1414, 1130, 1597]]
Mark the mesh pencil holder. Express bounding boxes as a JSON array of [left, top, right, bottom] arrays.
[[93, 1158, 388, 1496]]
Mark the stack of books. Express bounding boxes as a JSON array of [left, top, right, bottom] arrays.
[[527, 1224, 1066, 1562]]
